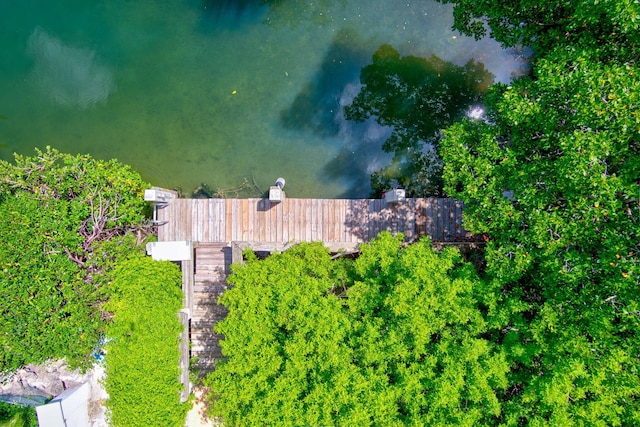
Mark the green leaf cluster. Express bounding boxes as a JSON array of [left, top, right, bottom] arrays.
[[103, 256, 188, 427], [439, 0, 640, 62], [436, 0, 640, 424], [0, 403, 37, 427], [0, 147, 150, 372], [206, 233, 506, 426]]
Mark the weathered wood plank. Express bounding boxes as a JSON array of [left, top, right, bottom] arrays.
[[321, 199, 328, 242], [240, 199, 248, 241], [425, 198, 434, 239], [285, 199, 292, 241], [312, 199, 320, 241], [227, 199, 234, 241], [454, 200, 464, 240], [306, 199, 313, 241], [218, 199, 226, 241], [447, 199, 455, 241], [439, 198, 447, 242], [372, 199, 382, 240], [407, 198, 416, 241], [341, 200, 352, 242], [274, 199, 282, 242]]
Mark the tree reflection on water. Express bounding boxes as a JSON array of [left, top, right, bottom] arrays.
[[344, 44, 494, 197]]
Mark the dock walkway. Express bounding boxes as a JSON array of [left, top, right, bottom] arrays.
[[158, 197, 468, 244]]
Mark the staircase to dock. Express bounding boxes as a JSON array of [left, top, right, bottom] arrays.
[[191, 242, 232, 375]]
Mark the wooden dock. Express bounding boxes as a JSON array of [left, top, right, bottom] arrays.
[[157, 197, 469, 244], [156, 197, 473, 376]]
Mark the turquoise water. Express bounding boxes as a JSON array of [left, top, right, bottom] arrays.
[[0, 0, 525, 197]]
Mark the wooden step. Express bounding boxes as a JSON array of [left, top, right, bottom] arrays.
[[191, 342, 224, 353], [192, 318, 225, 328], [193, 281, 228, 291], [191, 306, 226, 317]]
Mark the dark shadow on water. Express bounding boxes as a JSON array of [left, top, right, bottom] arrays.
[[280, 29, 370, 138], [193, 0, 268, 31], [279, 30, 394, 198], [193, 0, 346, 31], [280, 36, 495, 199], [324, 148, 371, 198]]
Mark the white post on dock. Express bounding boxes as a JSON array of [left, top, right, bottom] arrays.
[[269, 177, 286, 202]]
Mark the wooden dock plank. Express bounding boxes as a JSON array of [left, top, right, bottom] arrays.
[[227, 198, 233, 241], [338, 199, 346, 243], [425, 198, 434, 239], [371, 199, 381, 240], [446, 199, 455, 241], [285, 199, 292, 241], [415, 198, 423, 239], [240, 199, 247, 241], [454, 200, 464, 240], [340, 200, 352, 242], [307, 199, 314, 241], [274, 200, 282, 242], [246, 199, 254, 241], [218, 199, 226, 241], [320, 199, 328, 242], [438, 198, 446, 242], [311, 199, 320, 241], [406, 198, 416, 241]]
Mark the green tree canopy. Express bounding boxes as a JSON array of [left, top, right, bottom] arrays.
[[440, 44, 640, 425], [438, 0, 640, 62], [206, 233, 507, 426], [0, 147, 150, 372]]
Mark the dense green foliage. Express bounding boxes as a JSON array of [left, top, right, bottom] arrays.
[[0, 147, 150, 373], [442, 52, 640, 425], [439, 0, 640, 62], [0, 403, 37, 427], [345, 44, 493, 197], [103, 256, 188, 427], [437, 0, 640, 424], [207, 233, 507, 425]]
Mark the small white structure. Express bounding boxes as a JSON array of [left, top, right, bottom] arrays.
[[269, 177, 286, 203], [146, 240, 194, 261], [36, 383, 89, 427], [144, 187, 178, 203], [144, 187, 178, 224], [384, 189, 406, 204]]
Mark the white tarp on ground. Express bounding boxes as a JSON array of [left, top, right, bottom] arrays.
[[146, 240, 193, 261], [36, 382, 89, 427]]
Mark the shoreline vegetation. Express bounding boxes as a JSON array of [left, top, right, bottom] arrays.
[[1, 0, 638, 425]]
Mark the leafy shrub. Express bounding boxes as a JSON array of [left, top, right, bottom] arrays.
[[0, 147, 150, 373], [0, 403, 37, 427], [103, 256, 188, 427], [206, 233, 503, 425]]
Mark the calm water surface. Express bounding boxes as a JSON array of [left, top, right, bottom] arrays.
[[0, 0, 525, 197]]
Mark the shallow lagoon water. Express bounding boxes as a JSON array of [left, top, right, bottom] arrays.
[[0, 0, 526, 197]]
